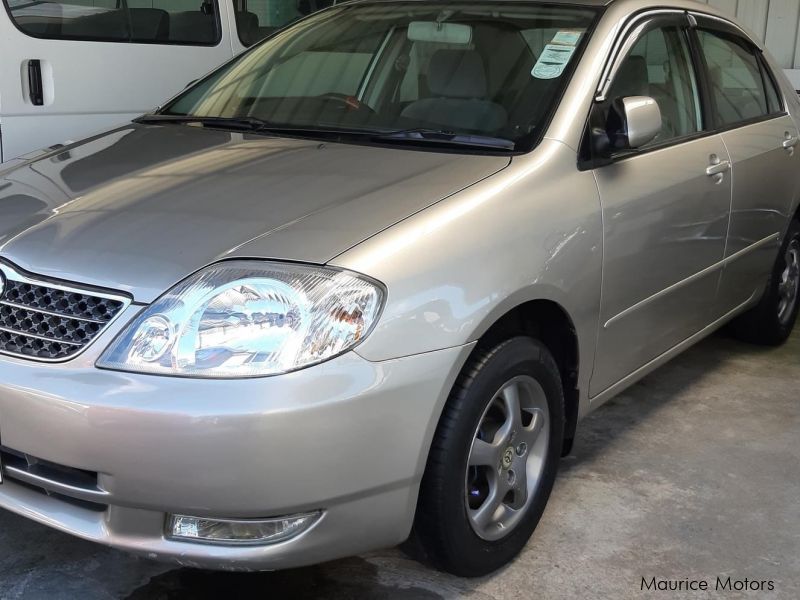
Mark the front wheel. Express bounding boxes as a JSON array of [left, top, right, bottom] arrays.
[[732, 218, 800, 345], [409, 337, 564, 577]]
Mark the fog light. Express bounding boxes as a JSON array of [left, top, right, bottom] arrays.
[[167, 511, 320, 545]]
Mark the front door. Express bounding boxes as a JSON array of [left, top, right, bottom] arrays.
[[0, 0, 234, 162], [589, 15, 732, 397]]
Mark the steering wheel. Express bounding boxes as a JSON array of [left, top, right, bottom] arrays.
[[316, 93, 376, 115]]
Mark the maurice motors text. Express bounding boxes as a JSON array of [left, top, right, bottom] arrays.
[[641, 577, 775, 592]]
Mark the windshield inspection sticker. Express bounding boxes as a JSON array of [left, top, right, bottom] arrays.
[[532, 44, 577, 79], [532, 29, 582, 79]]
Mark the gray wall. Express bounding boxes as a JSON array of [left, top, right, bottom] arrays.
[[694, 0, 800, 87]]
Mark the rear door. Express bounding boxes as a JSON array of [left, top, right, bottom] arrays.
[[691, 16, 800, 314], [0, 0, 235, 162]]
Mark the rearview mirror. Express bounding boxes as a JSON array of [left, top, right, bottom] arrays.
[[608, 96, 662, 150], [407, 21, 472, 45]]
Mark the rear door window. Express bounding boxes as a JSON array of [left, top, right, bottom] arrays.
[[3, 0, 221, 45], [696, 29, 772, 127]]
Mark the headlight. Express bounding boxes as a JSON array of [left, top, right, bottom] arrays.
[[97, 261, 384, 378]]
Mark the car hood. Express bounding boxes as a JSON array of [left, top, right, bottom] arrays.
[[0, 124, 509, 302]]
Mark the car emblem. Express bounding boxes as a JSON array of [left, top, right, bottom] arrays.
[[501, 447, 514, 470]]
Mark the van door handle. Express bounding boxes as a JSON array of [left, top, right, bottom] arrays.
[[27, 59, 44, 106], [782, 135, 798, 150]]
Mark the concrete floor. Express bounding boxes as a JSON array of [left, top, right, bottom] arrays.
[[0, 329, 797, 599]]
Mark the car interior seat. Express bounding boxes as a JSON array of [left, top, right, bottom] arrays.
[[401, 49, 508, 132]]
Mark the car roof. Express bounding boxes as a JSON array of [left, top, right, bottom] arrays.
[[348, 0, 616, 5], [342, 0, 737, 19]]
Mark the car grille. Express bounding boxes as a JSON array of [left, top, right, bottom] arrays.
[[0, 262, 130, 361]]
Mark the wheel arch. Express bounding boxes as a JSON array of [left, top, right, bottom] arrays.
[[467, 299, 581, 455]]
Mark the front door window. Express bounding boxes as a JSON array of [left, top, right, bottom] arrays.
[[607, 24, 702, 147]]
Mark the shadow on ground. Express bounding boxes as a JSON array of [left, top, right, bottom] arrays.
[[125, 556, 443, 600]]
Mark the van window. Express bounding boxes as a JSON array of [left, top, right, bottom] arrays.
[[232, 0, 334, 47], [3, 0, 221, 45], [696, 29, 771, 126]]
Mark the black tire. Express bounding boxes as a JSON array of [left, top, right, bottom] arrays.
[[408, 337, 564, 577], [731, 218, 800, 346]]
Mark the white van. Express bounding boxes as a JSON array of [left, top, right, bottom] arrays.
[[0, 0, 333, 163]]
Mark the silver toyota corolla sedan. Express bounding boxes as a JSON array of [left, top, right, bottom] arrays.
[[0, 0, 798, 577]]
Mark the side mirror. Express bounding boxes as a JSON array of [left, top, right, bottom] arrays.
[[608, 96, 662, 150]]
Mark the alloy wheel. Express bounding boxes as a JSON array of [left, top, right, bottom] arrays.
[[778, 238, 800, 325], [465, 375, 550, 541]]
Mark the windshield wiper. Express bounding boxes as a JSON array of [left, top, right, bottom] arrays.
[[135, 116, 515, 150], [371, 128, 515, 151], [134, 114, 271, 131], [135, 115, 379, 139]]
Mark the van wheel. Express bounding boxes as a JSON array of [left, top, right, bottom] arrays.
[[732, 218, 800, 345], [409, 337, 563, 577]]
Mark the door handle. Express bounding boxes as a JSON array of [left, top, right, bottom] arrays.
[[706, 160, 730, 177], [27, 59, 44, 106], [782, 135, 798, 150]]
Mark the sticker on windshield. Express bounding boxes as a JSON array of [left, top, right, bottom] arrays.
[[532, 29, 582, 79], [532, 44, 577, 79]]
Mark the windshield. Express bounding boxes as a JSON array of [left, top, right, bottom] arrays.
[[159, 1, 598, 151]]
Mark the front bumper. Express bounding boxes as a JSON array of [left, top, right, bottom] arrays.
[[0, 305, 471, 570]]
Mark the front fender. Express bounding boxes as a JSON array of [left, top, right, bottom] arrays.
[[330, 140, 603, 403]]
